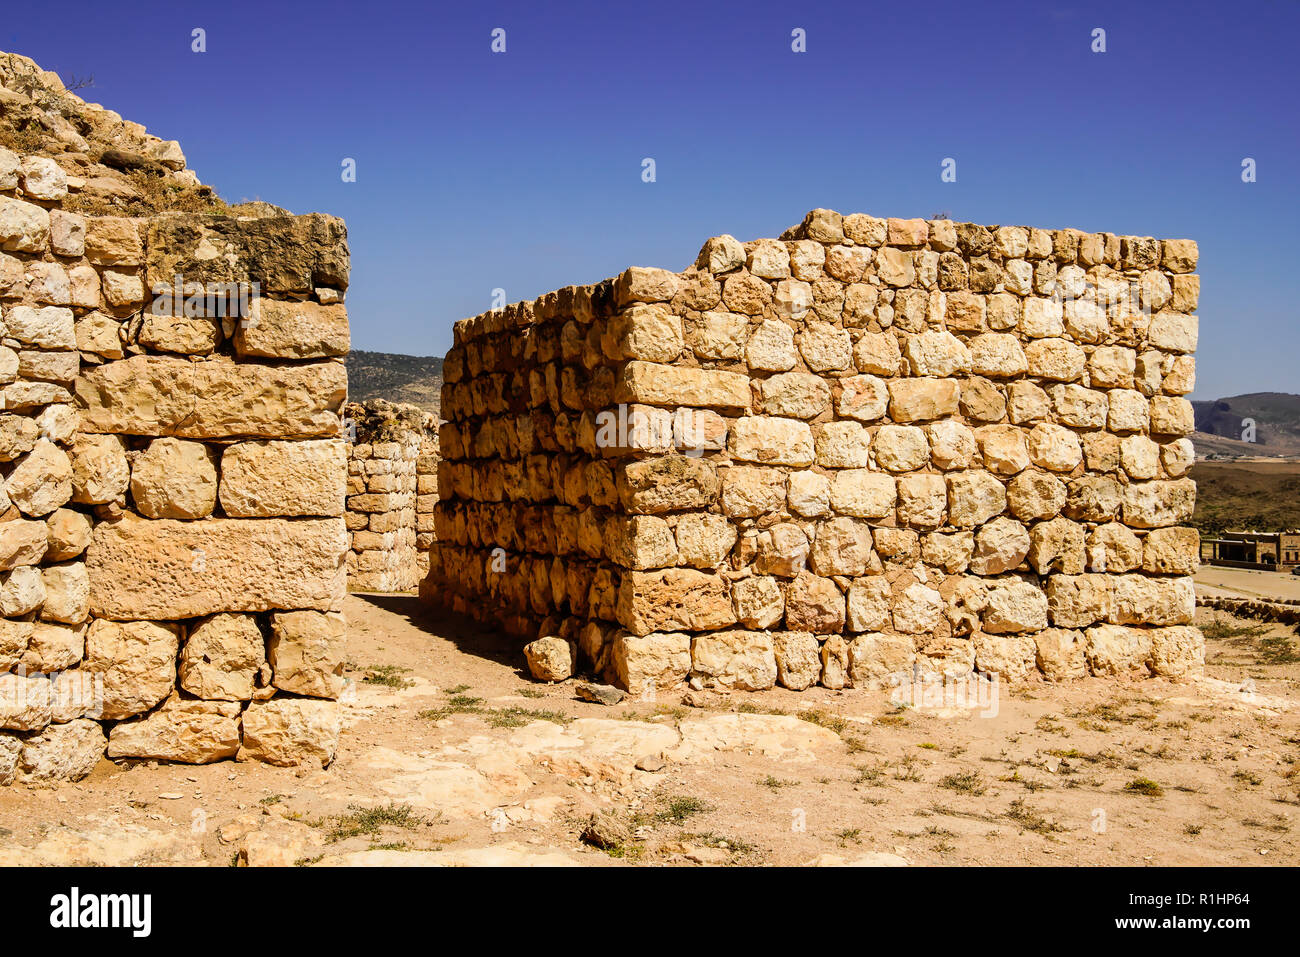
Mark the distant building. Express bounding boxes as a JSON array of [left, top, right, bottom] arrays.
[[1202, 531, 1300, 571]]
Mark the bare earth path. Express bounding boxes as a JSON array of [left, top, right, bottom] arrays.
[[1, 590, 1297, 867]]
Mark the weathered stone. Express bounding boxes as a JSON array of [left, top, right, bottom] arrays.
[[1034, 628, 1087, 680], [619, 456, 718, 514], [39, 563, 89, 625], [220, 439, 347, 517], [234, 298, 349, 358], [970, 517, 1029, 575], [730, 416, 814, 466], [239, 698, 341, 768], [18, 719, 105, 782], [76, 356, 347, 439], [180, 613, 267, 701], [70, 434, 129, 506], [618, 361, 749, 410], [6, 440, 73, 517], [523, 635, 576, 682], [772, 632, 820, 690], [108, 695, 241, 764], [612, 631, 691, 694], [983, 580, 1049, 634], [0, 519, 48, 570], [691, 631, 777, 690], [847, 633, 914, 684], [830, 470, 897, 519], [87, 516, 347, 619], [616, 568, 734, 635], [82, 619, 180, 719], [732, 575, 784, 628], [131, 438, 218, 519], [785, 572, 845, 634], [1084, 624, 1152, 676]]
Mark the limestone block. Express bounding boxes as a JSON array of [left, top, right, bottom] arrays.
[[1033, 628, 1087, 680], [76, 356, 347, 439], [1084, 624, 1152, 676], [830, 470, 896, 519], [108, 695, 241, 763], [983, 580, 1049, 634], [784, 573, 845, 634], [617, 361, 749, 410], [238, 698, 341, 768], [39, 563, 89, 625], [180, 613, 267, 701], [616, 568, 734, 635], [220, 439, 347, 517], [618, 456, 718, 514], [524, 635, 576, 682], [612, 631, 691, 694], [691, 630, 777, 690], [847, 576, 892, 632], [772, 632, 820, 690], [872, 425, 929, 472], [892, 582, 943, 634], [82, 619, 180, 719], [235, 298, 349, 358], [131, 438, 218, 519], [5, 440, 73, 517], [848, 633, 914, 684], [87, 516, 347, 619], [18, 719, 105, 782], [732, 575, 784, 629], [729, 416, 814, 467], [888, 378, 960, 422]]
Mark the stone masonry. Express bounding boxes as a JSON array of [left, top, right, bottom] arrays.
[[0, 54, 350, 784], [423, 209, 1203, 693], [344, 399, 436, 592]]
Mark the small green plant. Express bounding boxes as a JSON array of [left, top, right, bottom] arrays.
[[760, 776, 797, 792], [362, 664, 414, 689], [324, 803, 426, 843], [657, 796, 712, 825], [1124, 778, 1164, 797]]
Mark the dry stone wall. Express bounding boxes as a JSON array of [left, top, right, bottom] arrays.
[[344, 399, 436, 592], [0, 73, 351, 784], [424, 209, 1203, 693]]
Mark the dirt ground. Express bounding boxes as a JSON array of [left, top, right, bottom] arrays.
[[1, 576, 1297, 867]]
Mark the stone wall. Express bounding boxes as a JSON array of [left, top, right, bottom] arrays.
[[0, 62, 352, 784], [344, 400, 435, 592], [423, 209, 1203, 693]]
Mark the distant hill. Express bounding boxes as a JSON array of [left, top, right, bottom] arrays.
[[345, 351, 443, 415], [1193, 392, 1300, 457]]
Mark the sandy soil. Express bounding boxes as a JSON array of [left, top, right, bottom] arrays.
[[1, 586, 1297, 867]]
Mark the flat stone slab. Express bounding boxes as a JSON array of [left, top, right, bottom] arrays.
[[75, 355, 346, 439], [87, 516, 346, 619]]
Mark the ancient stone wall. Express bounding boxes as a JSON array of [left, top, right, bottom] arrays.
[[0, 60, 352, 784], [423, 209, 1203, 693], [344, 400, 435, 592]]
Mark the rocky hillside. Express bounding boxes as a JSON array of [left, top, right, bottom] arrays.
[[1193, 392, 1300, 457], [345, 351, 443, 415]]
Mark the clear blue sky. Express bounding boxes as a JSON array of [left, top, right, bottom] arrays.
[[11, 0, 1297, 400]]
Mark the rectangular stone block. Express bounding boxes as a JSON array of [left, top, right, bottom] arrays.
[[234, 298, 349, 359], [75, 355, 346, 439], [87, 516, 347, 619], [616, 361, 750, 410], [220, 439, 346, 517], [616, 568, 735, 635]]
